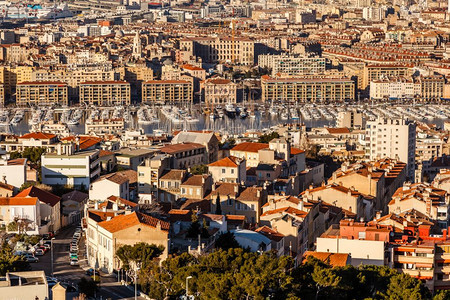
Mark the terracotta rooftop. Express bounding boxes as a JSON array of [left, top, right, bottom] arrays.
[[231, 142, 269, 153], [208, 156, 241, 168], [98, 211, 169, 233], [19, 132, 56, 140], [15, 186, 60, 207], [160, 143, 205, 154]]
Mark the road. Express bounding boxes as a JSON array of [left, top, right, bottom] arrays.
[[31, 225, 146, 299]]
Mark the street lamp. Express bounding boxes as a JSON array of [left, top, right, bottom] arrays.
[[134, 267, 140, 300], [50, 237, 55, 277], [186, 276, 193, 299]]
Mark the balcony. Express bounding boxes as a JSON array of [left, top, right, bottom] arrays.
[[399, 269, 434, 278], [394, 255, 434, 264], [435, 266, 450, 274]]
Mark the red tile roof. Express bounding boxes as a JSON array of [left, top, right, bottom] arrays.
[[291, 147, 305, 155], [160, 143, 205, 154], [231, 142, 269, 153], [7, 158, 26, 165], [19, 132, 56, 140], [15, 186, 60, 207], [98, 211, 169, 233], [208, 156, 240, 168]]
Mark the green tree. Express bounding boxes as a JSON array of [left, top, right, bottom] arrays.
[[215, 193, 222, 215], [312, 266, 342, 299], [116, 242, 164, 271], [191, 164, 208, 175], [78, 277, 98, 297], [258, 132, 280, 143], [214, 232, 240, 250], [0, 242, 30, 275], [434, 290, 450, 300], [387, 273, 431, 300]]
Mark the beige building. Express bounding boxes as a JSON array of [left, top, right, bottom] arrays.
[[202, 78, 238, 105], [230, 142, 270, 167], [301, 183, 374, 221], [363, 64, 411, 90], [142, 80, 193, 104], [208, 156, 246, 183], [16, 81, 68, 106], [258, 54, 326, 77], [137, 154, 171, 196], [261, 75, 355, 102], [389, 182, 450, 229], [209, 183, 266, 224], [79, 81, 131, 106], [86, 210, 170, 273], [419, 75, 445, 100], [336, 110, 364, 129], [180, 37, 254, 65]]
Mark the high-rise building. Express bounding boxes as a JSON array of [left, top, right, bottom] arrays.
[[365, 117, 416, 179]]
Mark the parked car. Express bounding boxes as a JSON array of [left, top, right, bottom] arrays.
[[35, 249, 44, 256], [70, 258, 79, 266], [70, 253, 78, 260], [26, 256, 39, 263], [85, 268, 99, 276]]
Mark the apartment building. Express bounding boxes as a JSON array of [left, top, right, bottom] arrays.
[[336, 110, 364, 129], [362, 64, 412, 89], [41, 150, 100, 187], [180, 36, 254, 65], [79, 81, 131, 106], [159, 143, 207, 169], [137, 154, 171, 196], [202, 78, 238, 105], [258, 54, 326, 76], [142, 80, 193, 104], [419, 75, 445, 100], [0, 84, 5, 105], [16, 81, 68, 106], [365, 117, 416, 179], [369, 76, 420, 100], [261, 75, 355, 103]]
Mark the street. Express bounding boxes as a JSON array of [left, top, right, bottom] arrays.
[[31, 226, 146, 300]]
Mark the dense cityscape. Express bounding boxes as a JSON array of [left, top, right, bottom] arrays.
[[1, 0, 450, 299]]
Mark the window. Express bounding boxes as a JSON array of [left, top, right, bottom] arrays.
[[227, 197, 233, 206], [181, 188, 186, 194], [222, 168, 226, 174], [231, 169, 234, 174]]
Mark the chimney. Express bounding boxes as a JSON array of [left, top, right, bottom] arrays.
[[2, 176, 6, 184], [256, 190, 261, 198], [102, 207, 107, 212], [156, 220, 161, 230], [234, 185, 238, 193], [94, 202, 99, 210], [298, 200, 304, 211], [375, 211, 381, 220], [113, 203, 118, 211]]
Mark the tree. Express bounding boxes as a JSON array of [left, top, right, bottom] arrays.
[[191, 164, 208, 175], [386, 273, 431, 300], [187, 213, 209, 239], [78, 277, 98, 297], [312, 266, 342, 300], [116, 242, 165, 271], [214, 232, 240, 250], [434, 290, 450, 300], [215, 193, 222, 215], [258, 132, 280, 144], [0, 242, 30, 275]]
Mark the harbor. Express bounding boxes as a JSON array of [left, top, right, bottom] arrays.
[[1, 103, 450, 137]]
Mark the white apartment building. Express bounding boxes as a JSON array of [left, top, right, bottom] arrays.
[[370, 77, 420, 100], [365, 117, 416, 179], [41, 150, 100, 188], [258, 54, 325, 77], [0, 197, 40, 234]]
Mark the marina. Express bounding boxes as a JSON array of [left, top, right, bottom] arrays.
[[1, 103, 450, 137]]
